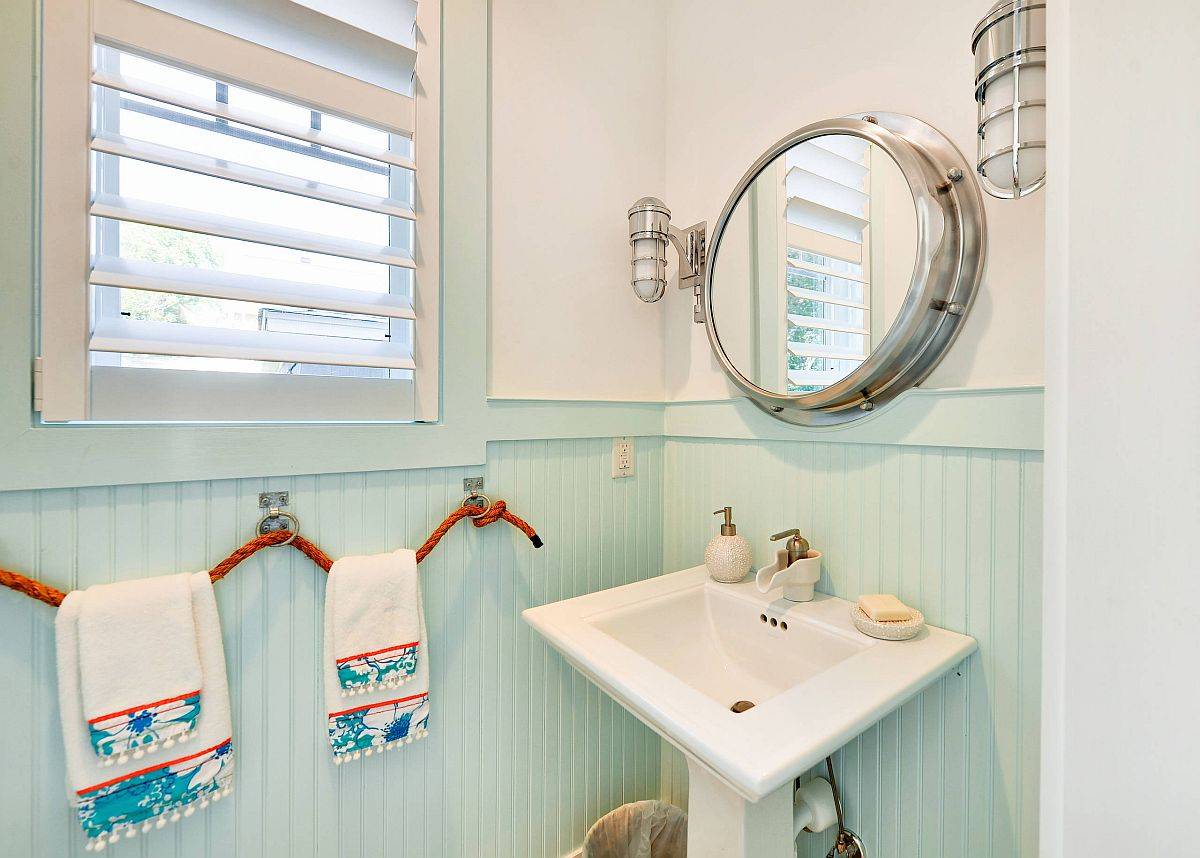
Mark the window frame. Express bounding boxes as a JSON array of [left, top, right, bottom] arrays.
[[38, 0, 441, 423]]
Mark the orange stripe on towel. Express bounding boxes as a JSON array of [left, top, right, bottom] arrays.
[[78, 738, 231, 794], [328, 692, 428, 718], [87, 689, 201, 724], [334, 641, 419, 664]]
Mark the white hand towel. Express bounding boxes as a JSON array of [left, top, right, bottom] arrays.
[[324, 549, 429, 761], [56, 571, 235, 851], [77, 573, 203, 764], [328, 548, 423, 695]]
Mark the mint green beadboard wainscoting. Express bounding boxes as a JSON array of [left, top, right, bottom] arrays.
[[659, 439, 1042, 858], [0, 437, 663, 858]]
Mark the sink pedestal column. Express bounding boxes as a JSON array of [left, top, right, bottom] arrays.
[[685, 758, 795, 858]]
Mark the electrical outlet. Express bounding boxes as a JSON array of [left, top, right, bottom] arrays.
[[612, 437, 635, 478]]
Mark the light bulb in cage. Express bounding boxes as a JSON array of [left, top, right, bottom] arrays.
[[627, 197, 672, 302], [626, 197, 707, 318], [973, 0, 1046, 198]]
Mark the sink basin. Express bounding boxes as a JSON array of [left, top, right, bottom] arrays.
[[589, 582, 866, 711], [523, 565, 976, 857]]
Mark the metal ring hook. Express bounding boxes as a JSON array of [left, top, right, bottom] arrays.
[[460, 493, 493, 518], [257, 507, 299, 546]]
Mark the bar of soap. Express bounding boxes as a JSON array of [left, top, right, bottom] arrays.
[[857, 594, 913, 622]]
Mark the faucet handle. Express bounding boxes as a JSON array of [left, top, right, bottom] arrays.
[[770, 528, 811, 565]]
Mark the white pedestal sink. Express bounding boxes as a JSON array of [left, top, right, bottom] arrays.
[[523, 566, 976, 858]]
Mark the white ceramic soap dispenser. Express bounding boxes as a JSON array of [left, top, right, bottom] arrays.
[[704, 506, 753, 583]]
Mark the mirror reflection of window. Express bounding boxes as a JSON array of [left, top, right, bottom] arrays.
[[709, 134, 916, 397], [786, 248, 867, 393], [783, 137, 873, 394]]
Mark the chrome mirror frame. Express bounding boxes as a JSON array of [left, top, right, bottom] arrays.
[[702, 112, 987, 426]]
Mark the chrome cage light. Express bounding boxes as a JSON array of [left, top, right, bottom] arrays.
[[627, 197, 707, 321], [973, 0, 1047, 199]]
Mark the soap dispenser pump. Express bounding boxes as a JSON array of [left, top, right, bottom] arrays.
[[704, 506, 753, 584]]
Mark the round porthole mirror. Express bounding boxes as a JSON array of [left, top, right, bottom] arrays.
[[703, 112, 986, 426]]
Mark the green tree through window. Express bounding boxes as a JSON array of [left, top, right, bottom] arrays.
[[119, 224, 222, 323]]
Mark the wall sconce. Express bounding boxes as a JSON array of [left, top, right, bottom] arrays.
[[972, 0, 1046, 198], [627, 197, 707, 321]]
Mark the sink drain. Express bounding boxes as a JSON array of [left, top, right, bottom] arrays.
[[730, 700, 755, 713]]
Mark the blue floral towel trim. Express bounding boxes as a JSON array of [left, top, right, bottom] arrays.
[[328, 692, 429, 760], [336, 642, 419, 692], [88, 690, 201, 761], [76, 737, 234, 845]]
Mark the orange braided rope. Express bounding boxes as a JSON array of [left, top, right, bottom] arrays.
[[0, 499, 541, 609]]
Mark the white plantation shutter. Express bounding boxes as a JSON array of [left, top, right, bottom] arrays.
[[38, 0, 440, 422], [783, 138, 873, 394], [125, 0, 420, 96]]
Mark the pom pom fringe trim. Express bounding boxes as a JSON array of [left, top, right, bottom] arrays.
[[83, 782, 232, 852], [332, 727, 428, 765]]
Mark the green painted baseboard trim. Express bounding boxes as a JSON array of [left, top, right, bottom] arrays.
[[0, 387, 1042, 491], [663, 385, 1044, 452]]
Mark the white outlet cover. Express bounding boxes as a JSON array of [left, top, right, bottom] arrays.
[[612, 437, 635, 478]]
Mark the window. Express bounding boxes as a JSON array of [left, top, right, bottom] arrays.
[[38, 0, 439, 422]]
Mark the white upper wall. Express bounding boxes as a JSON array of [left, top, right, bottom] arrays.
[[489, 0, 1044, 403], [662, 0, 1045, 400], [489, 0, 668, 400]]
